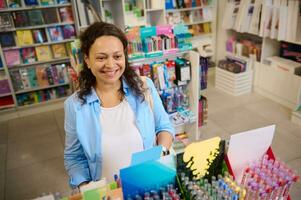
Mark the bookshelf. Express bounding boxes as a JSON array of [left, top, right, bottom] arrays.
[[216, 0, 301, 111], [0, 0, 77, 112]]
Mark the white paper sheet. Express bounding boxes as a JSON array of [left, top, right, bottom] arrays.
[[227, 125, 275, 183]]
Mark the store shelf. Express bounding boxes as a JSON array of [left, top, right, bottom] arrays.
[[0, 104, 15, 110], [2, 39, 75, 50], [0, 3, 72, 12], [165, 5, 213, 13], [2, 21, 75, 32], [15, 82, 69, 95], [0, 92, 12, 98], [185, 19, 212, 26], [8, 57, 70, 69], [18, 96, 67, 107], [129, 50, 189, 64], [146, 8, 164, 12]]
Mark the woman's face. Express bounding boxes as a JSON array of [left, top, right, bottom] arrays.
[[84, 35, 126, 85]]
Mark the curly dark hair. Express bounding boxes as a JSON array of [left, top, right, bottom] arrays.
[[77, 22, 145, 104]]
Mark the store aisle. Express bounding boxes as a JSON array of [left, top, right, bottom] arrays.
[[0, 74, 300, 199]]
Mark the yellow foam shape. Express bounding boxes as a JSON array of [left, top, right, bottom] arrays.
[[183, 137, 221, 179]]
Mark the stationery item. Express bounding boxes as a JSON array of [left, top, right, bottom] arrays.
[[16, 30, 34, 46], [36, 65, 49, 86], [35, 45, 52, 61], [0, 13, 14, 29], [21, 47, 36, 64], [61, 24, 75, 39], [19, 68, 30, 89], [47, 26, 64, 41], [0, 32, 15, 47], [4, 49, 21, 66], [10, 69, 23, 90], [51, 44, 67, 58], [43, 8, 59, 24], [27, 67, 38, 88], [0, 0, 7, 9], [12, 11, 29, 27], [24, 0, 38, 6], [32, 29, 47, 43], [27, 10, 44, 26], [6, 0, 21, 8], [58, 6, 74, 22]]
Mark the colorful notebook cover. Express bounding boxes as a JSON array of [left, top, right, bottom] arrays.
[[6, 0, 21, 8], [12, 11, 29, 27], [62, 24, 75, 39], [27, 67, 38, 88], [51, 43, 67, 58], [10, 70, 23, 90], [20, 47, 36, 64], [27, 10, 44, 26], [16, 30, 34, 46], [0, 13, 14, 29], [4, 49, 21, 66], [0, 32, 15, 47], [24, 0, 38, 6], [58, 6, 74, 22], [35, 45, 52, 61], [47, 26, 64, 41], [32, 29, 47, 43], [36, 65, 49, 86], [19, 68, 30, 89], [43, 8, 59, 24], [40, 0, 55, 5]]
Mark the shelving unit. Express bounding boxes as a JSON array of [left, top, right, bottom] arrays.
[[129, 50, 201, 142], [291, 86, 301, 126], [0, 0, 77, 113], [216, 0, 301, 109]]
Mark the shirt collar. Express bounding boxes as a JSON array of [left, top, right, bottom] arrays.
[[85, 77, 130, 104]]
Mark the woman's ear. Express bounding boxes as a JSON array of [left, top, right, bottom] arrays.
[[84, 55, 90, 69]]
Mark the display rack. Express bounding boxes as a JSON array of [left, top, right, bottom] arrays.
[[129, 50, 201, 141], [0, 0, 77, 113], [217, 0, 301, 109]]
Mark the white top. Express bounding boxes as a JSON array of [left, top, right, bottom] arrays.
[[100, 99, 143, 182]]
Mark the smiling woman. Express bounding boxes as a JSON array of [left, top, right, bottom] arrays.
[[63, 22, 175, 189]]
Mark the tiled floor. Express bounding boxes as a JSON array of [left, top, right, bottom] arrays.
[[0, 75, 301, 199]]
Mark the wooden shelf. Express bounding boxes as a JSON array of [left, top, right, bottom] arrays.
[[165, 5, 213, 13], [15, 82, 69, 94], [3, 39, 75, 50], [8, 57, 70, 69], [2, 21, 75, 32], [185, 19, 212, 26], [0, 92, 12, 98], [0, 3, 71, 12], [146, 8, 164, 12]]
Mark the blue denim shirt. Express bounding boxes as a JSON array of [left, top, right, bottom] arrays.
[[64, 77, 175, 188]]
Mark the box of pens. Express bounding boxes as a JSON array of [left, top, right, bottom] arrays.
[[140, 26, 164, 58]]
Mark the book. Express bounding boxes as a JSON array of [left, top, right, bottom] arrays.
[[35, 46, 52, 61], [40, 0, 55, 5], [20, 47, 36, 64], [51, 44, 67, 58], [47, 26, 64, 41], [16, 30, 34, 46], [62, 24, 75, 39], [32, 29, 47, 43], [12, 11, 29, 27], [6, 0, 21, 8], [57, 0, 68, 4], [19, 68, 30, 89], [51, 65, 59, 84], [43, 8, 59, 24], [27, 67, 38, 88], [27, 10, 44, 26], [0, 32, 15, 47], [36, 65, 49, 86], [0, 0, 7, 9], [10, 70, 23, 91], [58, 7, 74, 22], [4, 49, 21, 66], [24, 0, 38, 6], [0, 13, 14, 29], [0, 71, 11, 94]]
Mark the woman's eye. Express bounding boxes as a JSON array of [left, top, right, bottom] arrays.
[[114, 55, 122, 59], [97, 57, 105, 61]]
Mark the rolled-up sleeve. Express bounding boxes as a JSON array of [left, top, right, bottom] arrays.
[[146, 77, 175, 138], [64, 97, 91, 188]]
